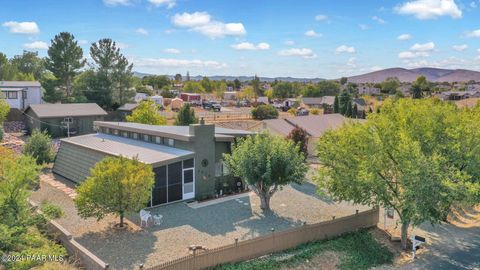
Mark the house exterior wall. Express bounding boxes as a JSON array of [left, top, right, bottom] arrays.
[[25, 113, 104, 137], [0, 86, 42, 110]]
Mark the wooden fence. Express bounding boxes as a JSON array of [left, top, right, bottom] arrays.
[[145, 208, 379, 270]]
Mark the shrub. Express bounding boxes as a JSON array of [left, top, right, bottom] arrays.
[[287, 107, 297, 116], [175, 103, 198, 125], [41, 202, 64, 219], [310, 108, 320, 115], [23, 129, 55, 165], [251, 104, 278, 120], [0, 127, 4, 141]]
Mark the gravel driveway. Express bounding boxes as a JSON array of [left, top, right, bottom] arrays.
[[30, 177, 368, 270]]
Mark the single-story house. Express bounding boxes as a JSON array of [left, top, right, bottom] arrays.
[[180, 93, 201, 105], [441, 91, 480, 101], [302, 96, 335, 113], [53, 120, 253, 206], [135, 93, 148, 103], [263, 114, 364, 156], [150, 95, 164, 106], [117, 103, 139, 120], [358, 85, 381, 95], [223, 91, 238, 100], [352, 98, 368, 118], [25, 103, 108, 137], [0, 81, 43, 110]]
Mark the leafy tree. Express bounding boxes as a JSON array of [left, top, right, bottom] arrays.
[[352, 104, 358, 118], [142, 75, 171, 90], [302, 81, 341, 97], [10, 51, 46, 80], [45, 32, 86, 99], [333, 95, 340, 113], [224, 133, 308, 210], [411, 76, 431, 99], [0, 99, 10, 124], [40, 73, 62, 103], [174, 73, 182, 83], [287, 126, 309, 158], [316, 98, 480, 249], [273, 81, 297, 98], [200, 76, 213, 92], [380, 77, 400, 95], [339, 91, 351, 115], [340, 77, 348, 85], [126, 99, 166, 125], [186, 71, 190, 82], [252, 75, 262, 100], [233, 78, 241, 90], [175, 103, 198, 125], [184, 81, 205, 93], [23, 129, 55, 165], [345, 100, 353, 117], [75, 156, 154, 227], [251, 104, 278, 120]]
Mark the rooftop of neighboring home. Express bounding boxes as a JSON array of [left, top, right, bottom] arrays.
[[94, 121, 253, 142], [302, 96, 335, 106], [352, 98, 367, 107], [263, 114, 364, 138], [25, 103, 108, 118], [117, 103, 139, 111], [0, 81, 41, 87]]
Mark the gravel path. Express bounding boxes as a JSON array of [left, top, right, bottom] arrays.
[[30, 177, 368, 270]]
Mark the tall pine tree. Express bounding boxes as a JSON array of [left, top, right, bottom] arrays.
[[333, 95, 339, 113]]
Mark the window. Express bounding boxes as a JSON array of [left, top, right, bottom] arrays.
[[113, 129, 119, 135], [133, 133, 138, 139], [155, 136, 163, 144], [143, 134, 150, 142], [105, 128, 110, 134], [122, 132, 129, 138], [167, 138, 174, 147], [63, 117, 73, 124], [22, 91, 27, 99], [7, 91, 18, 99]]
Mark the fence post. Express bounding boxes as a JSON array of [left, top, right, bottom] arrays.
[[105, 263, 109, 269], [139, 264, 144, 270], [235, 238, 238, 246], [332, 216, 336, 220], [271, 228, 275, 252]]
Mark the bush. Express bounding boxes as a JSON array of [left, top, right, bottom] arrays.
[[41, 202, 64, 219], [251, 104, 278, 120], [0, 127, 4, 141], [287, 107, 297, 116], [23, 129, 55, 165], [310, 108, 320, 115]]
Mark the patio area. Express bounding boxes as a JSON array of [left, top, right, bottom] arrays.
[[30, 174, 369, 270]]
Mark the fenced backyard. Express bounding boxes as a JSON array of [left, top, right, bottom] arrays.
[[145, 208, 379, 270]]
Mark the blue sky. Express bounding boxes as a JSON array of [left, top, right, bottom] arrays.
[[1, 0, 479, 79]]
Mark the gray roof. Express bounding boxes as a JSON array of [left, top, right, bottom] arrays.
[[352, 98, 367, 106], [0, 87, 25, 91], [0, 81, 41, 87], [264, 114, 364, 137], [117, 103, 139, 111], [26, 103, 108, 118], [302, 96, 335, 106], [61, 133, 194, 166]]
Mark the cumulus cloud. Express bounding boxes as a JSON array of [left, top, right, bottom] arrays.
[[372, 16, 386, 24], [164, 48, 181, 54], [103, 0, 132, 6], [410, 42, 435, 51], [134, 58, 227, 69], [452, 44, 468, 51], [398, 51, 429, 59], [171, 11, 246, 38], [136, 28, 149, 35], [335, 45, 356, 54], [466, 29, 480, 38], [305, 30, 321, 37], [395, 0, 462, 19], [278, 48, 317, 59], [148, 0, 176, 8], [315, 14, 328, 21], [2, 21, 39, 34], [397, 34, 413, 41], [231, 42, 270, 51], [23, 41, 48, 50]]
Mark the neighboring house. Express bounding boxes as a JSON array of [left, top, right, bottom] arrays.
[[358, 85, 381, 95], [441, 91, 480, 101], [223, 91, 238, 100], [25, 103, 108, 137], [135, 93, 149, 103], [263, 114, 364, 156], [53, 120, 252, 206], [302, 96, 335, 113], [180, 93, 201, 105], [150, 95, 164, 106], [0, 81, 42, 110], [352, 98, 368, 118], [117, 103, 139, 120]]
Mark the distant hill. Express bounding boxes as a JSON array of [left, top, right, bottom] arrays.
[[133, 71, 324, 83], [347, 67, 480, 83]]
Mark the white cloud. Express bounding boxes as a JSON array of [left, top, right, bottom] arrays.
[[359, 24, 369, 30], [395, 0, 462, 19], [171, 12, 246, 38], [23, 41, 48, 50], [315, 14, 328, 21], [231, 42, 270, 50], [410, 42, 435, 51], [397, 34, 413, 41], [398, 51, 429, 59], [164, 48, 181, 54], [136, 28, 149, 35], [134, 58, 227, 69], [372, 16, 386, 24], [285, 40, 295, 46], [452, 44, 468, 51], [278, 48, 317, 59], [305, 30, 321, 37], [103, 0, 132, 6], [148, 0, 176, 8], [2, 21, 39, 34], [466, 29, 480, 38], [335, 45, 356, 54]]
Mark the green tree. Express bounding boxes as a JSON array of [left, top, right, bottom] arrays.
[[200, 76, 213, 92], [380, 77, 400, 95], [333, 95, 340, 113], [233, 78, 241, 90], [174, 103, 198, 125], [10, 51, 46, 80], [252, 75, 262, 100], [411, 76, 431, 99], [287, 126, 309, 158], [339, 91, 351, 115], [340, 77, 348, 85], [224, 133, 308, 211], [174, 73, 182, 83], [345, 100, 353, 117], [40, 72, 62, 103], [273, 82, 296, 99], [0, 99, 10, 124], [126, 99, 166, 125], [23, 130, 55, 165], [184, 81, 205, 93], [75, 156, 154, 227], [352, 103, 358, 118], [316, 98, 480, 249], [251, 104, 278, 120], [302, 81, 341, 97], [46, 32, 86, 99]]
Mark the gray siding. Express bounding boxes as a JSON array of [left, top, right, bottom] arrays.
[[53, 142, 107, 183]]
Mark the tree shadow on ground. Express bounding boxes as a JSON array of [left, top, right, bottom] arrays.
[[290, 182, 335, 204]]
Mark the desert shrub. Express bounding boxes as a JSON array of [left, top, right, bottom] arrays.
[[287, 107, 297, 116], [251, 104, 278, 120], [23, 129, 55, 165], [310, 108, 320, 115], [41, 202, 64, 219]]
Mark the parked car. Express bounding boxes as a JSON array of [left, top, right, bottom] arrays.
[[203, 100, 221, 112], [211, 102, 221, 112], [296, 107, 309, 116]]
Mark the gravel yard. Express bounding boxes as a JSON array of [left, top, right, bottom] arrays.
[[30, 176, 369, 270]]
